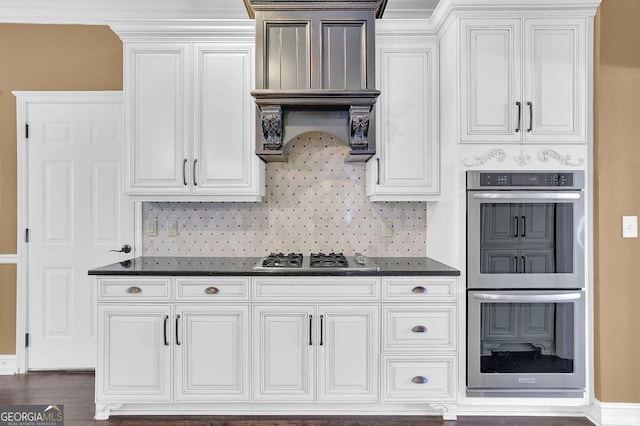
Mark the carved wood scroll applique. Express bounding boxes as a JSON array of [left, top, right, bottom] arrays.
[[349, 106, 372, 152], [260, 105, 283, 151]]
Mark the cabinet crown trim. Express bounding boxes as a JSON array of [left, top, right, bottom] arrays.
[[109, 19, 255, 41]]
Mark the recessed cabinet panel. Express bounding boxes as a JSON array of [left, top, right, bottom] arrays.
[[97, 305, 171, 402], [321, 23, 366, 90], [369, 39, 439, 200], [193, 45, 259, 194], [175, 305, 250, 401], [253, 305, 315, 401], [265, 23, 310, 90], [317, 305, 379, 401], [525, 19, 585, 142], [461, 20, 521, 142], [125, 44, 189, 193]]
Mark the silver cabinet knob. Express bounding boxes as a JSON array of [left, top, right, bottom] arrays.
[[126, 286, 142, 294], [204, 286, 220, 295]]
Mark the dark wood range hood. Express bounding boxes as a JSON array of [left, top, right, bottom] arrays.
[[245, 0, 384, 162]]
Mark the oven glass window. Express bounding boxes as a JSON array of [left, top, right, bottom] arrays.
[[479, 203, 574, 274], [479, 301, 575, 374]]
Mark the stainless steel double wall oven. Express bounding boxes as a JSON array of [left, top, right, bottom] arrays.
[[466, 171, 586, 397]]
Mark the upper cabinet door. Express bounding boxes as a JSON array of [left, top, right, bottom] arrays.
[[460, 17, 587, 144], [460, 18, 522, 143], [524, 18, 586, 143], [124, 43, 190, 194], [368, 38, 439, 201], [192, 44, 262, 196]]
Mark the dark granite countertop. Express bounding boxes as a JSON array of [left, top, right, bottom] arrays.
[[88, 256, 459, 277]]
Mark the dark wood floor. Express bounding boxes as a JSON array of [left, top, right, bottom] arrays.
[[0, 371, 594, 426]]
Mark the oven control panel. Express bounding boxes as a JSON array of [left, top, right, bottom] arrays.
[[479, 172, 574, 187]]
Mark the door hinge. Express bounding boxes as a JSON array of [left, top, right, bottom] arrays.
[[25, 123, 29, 139], [25, 333, 29, 348], [25, 228, 29, 243]]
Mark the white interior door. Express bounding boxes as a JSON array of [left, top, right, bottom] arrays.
[[24, 92, 134, 370]]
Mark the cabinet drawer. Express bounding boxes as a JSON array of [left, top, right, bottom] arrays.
[[175, 278, 249, 301], [253, 277, 380, 301], [383, 305, 457, 352], [97, 278, 171, 301], [383, 356, 456, 402], [383, 277, 457, 302]]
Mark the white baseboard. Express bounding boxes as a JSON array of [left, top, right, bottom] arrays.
[[0, 355, 17, 375], [590, 399, 640, 425]]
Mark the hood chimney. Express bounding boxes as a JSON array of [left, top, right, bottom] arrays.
[[246, 0, 383, 162]]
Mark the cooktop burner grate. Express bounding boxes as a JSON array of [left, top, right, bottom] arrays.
[[261, 252, 303, 268], [309, 252, 348, 268]]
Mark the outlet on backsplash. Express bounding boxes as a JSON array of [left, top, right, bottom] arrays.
[[145, 219, 158, 237], [381, 220, 393, 238], [167, 220, 179, 237]]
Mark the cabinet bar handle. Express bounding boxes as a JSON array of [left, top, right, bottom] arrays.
[[513, 216, 519, 237], [163, 315, 169, 346], [527, 101, 533, 132], [320, 315, 324, 346], [175, 314, 181, 346], [411, 376, 429, 384], [204, 286, 219, 295], [376, 158, 381, 185], [126, 286, 142, 294], [193, 159, 198, 186], [521, 256, 526, 274], [411, 286, 427, 294], [182, 158, 188, 186], [309, 314, 313, 346], [521, 216, 526, 237], [515, 101, 521, 133], [411, 325, 428, 333], [514, 256, 518, 273]]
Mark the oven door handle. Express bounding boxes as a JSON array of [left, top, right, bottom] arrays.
[[472, 192, 581, 200], [472, 293, 582, 302]]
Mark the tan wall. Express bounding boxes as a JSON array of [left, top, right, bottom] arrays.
[[594, 0, 640, 403], [0, 24, 122, 354]]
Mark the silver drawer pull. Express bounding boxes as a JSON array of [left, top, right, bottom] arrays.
[[411, 286, 427, 294], [126, 286, 142, 294], [411, 325, 428, 333], [204, 286, 220, 295], [411, 376, 429, 384]]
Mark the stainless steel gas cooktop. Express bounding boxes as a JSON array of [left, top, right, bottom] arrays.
[[253, 252, 379, 272]]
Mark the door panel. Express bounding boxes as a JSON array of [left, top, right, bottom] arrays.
[[460, 19, 522, 142], [26, 95, 135, 369], [96, 305, 171, 402], [524, 19, 585, 142], [175, 305, 250, 401], [317, 305, 379, 401], [253, 305, 315, 401]]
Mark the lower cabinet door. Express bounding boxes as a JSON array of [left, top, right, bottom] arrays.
[[96, 305, 172, 402], [253, 305, 315, 401], [174, 305, 250, 401], [317, 305, 380, 402]]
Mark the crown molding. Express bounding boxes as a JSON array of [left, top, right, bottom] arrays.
[[108, 19, 255, 42]]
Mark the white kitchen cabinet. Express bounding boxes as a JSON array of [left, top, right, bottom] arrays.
[[368, 25, 439, 201], [252, 305, 315, 401], [96, 304, 172, 403], [175, 305, 250, 401], [95, 277, 251, 418], [317, 305, 379, 402], [381, 277, 458, 405], [460, 17, 586, 144], [115, 22, 265, 201], [253, 304, 379, 402]]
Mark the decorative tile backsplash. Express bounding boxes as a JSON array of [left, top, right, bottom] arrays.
[[142, 132, 426, 256]]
